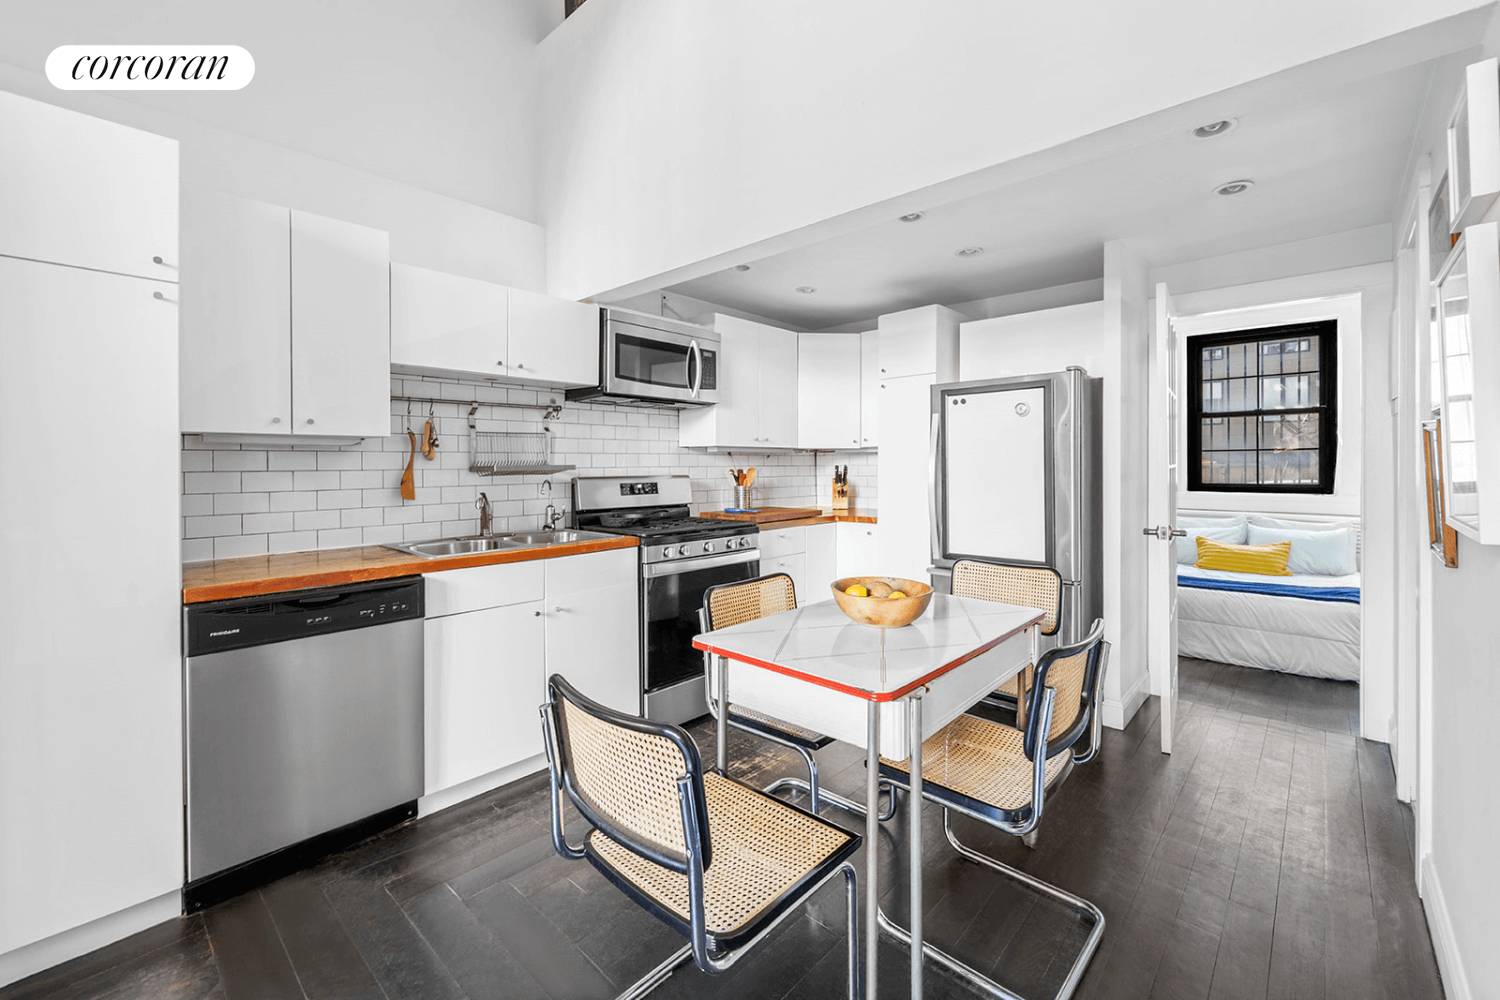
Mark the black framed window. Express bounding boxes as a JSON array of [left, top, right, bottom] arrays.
[[1187, 321, 1337, 494]]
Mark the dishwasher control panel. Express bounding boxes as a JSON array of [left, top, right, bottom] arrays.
[[185, 578, 425, 657]]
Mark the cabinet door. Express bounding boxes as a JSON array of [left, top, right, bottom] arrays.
[[0, 257, 182, 952], [544, 549, 639, 716], [424, 601, 545, 794], [180, 188, 293, 434], [804, 523, 839, 599], [758, 325, 800, 447], [860, 330, 880, 448], [290, 211, 391, 437], [715, 314, 764, 447], [836, 522, 881, 577], [797, 334, 862, 449], [878, 373, 935, 581], [390, 264, 509, 379], [0, 91, 178, 281], [508, 288, 600, 387], [762, 552, 807, 603]]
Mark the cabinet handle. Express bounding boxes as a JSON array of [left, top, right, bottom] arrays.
[[152, 255, 164, 265], [852, 439, 857, 444], [516, 363, 525, 369], [554, 606, 565, 613], [306, 418, 315, 425], [534, 610, 541, 617], [152, 291, 164, 300], [880, 368, 886, 373], [497, 360, 505, 366], [272, 417, 281, 424]]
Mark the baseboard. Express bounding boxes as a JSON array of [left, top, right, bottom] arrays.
[[1421, 853, 1472, 1000], [0, 890, 181, 989], [418, 754, 546, 818], [1102, 670, 1151, 731]]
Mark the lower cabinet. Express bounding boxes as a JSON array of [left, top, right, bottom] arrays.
[[758, 522, 846, 600], [422, 548, 640, 801], [424, 600, 545, 795], [836, 522, 881, 577]]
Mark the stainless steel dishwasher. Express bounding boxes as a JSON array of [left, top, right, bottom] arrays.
[[183, 577, 424, 909]]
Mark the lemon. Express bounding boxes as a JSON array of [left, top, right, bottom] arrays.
[[888, 591, 907, 600], [844, 584, 869, 597]]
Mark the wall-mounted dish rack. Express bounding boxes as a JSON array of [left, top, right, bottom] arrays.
[[388, 394, 575, 477]]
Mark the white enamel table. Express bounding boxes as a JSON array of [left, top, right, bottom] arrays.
[[693, 594, 1045, 1000]]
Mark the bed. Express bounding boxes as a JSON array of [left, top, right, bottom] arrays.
[[1175, 512, 1362, 682]]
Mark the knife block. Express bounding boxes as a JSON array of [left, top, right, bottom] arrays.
[[831, 480, 850, 510]]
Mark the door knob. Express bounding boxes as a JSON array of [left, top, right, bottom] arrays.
[[1141, 526, 1187, 541]]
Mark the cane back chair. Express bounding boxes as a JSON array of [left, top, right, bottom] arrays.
[[701, 573, 892, 821], [876, 619, 1112, 1000], [540, 674, 862, 1000], [952, 559, 1063, 722]]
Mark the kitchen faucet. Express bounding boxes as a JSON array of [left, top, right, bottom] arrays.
[[544, 503, 565, 533], [476, 492, 493, 536]]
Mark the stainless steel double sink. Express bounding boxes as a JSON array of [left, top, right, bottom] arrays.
[[382, 529, 611, 559]]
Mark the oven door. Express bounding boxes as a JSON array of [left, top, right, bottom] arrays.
[[604, 317, 719, 405], [642, 550, 758, 695]]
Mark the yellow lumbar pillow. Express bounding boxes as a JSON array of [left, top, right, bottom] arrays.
[[1195, 536, 1293, 576]]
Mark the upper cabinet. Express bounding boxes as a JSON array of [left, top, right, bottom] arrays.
[[180, 188, 390, 439], [0, 91, 177, 282], [390, 264, 599, 387], [680, 314, 799, 449], [1449, 58, 1500, 233], [798, 333, 862, 449], [877, 304, 963, 380], [860, 330, 880, 448]]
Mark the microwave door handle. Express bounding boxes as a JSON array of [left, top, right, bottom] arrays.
[[688, 340, 703, 399]]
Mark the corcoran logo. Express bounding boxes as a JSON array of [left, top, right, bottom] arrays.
[[46, 45, 254, 90]]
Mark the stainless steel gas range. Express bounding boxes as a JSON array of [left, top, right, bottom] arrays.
[[572, 475, 759, 723]]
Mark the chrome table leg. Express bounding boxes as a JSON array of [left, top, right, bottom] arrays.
[[716, 654, 728, 774], [865, 699, 880, 1000], [908, 692, 923, 1000]]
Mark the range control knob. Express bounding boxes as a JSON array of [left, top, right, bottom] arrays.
[[703, 541, 714, 553], [661, 547, 672, 559], [677, 545, 689, 557]]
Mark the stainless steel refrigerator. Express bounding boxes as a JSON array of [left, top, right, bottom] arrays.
[[929, 367, 1103, 644]]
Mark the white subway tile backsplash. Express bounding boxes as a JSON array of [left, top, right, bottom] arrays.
[[180, 372, 870, 561]]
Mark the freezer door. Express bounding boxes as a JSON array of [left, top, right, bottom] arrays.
[[940, 384, 1050, 564]]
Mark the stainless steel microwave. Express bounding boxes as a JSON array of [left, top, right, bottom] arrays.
[[565, 309, 719, 407]]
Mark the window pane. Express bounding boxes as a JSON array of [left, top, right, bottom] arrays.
[[1228, 377, 1252, 410], [1228, 416, 1252, 449], [1228, 343, 1251, 378], [1298, 336, 1321, 373], [1261, 412, 1319, 450], [1201, 451, 1228, 484], [1260, 449, 1319, 486], [1261, 341, 1283, 375]]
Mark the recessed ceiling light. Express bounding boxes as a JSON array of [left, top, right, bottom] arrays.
[[1193, 119, 1237, 139], [955, 246, 984, 257], [795, 285, 817, 294], [899, 212, 925, 222], [733, 264, 751, 271], [1214, 179, 1255, 196]]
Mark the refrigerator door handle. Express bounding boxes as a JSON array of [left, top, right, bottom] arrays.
[[928, 411, 942, 559]]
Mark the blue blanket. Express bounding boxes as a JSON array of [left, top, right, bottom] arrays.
[[1177, 574, 1360, 604]]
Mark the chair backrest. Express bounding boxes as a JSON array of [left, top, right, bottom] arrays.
[[952, 559, 1062, 636], [545, 674, 712, 872], [1022, 619, 1107, 761], [702, 573, 797, 632]]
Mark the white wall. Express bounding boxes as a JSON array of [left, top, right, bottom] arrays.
[[537, 0, 1490, 300]]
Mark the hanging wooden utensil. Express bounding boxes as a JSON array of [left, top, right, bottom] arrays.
[[400, 430, 417, 500], [421, 417, 436, 460]]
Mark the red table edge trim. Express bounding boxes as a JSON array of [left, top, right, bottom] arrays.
[[690, 610, 1044, 703]]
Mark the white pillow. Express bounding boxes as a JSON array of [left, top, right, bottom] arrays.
[[1248, 515, 1358, 533], [1177, 517, 1247, 564], [1246, 524, 1357, 576]]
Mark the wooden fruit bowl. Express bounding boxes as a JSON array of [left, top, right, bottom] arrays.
[[830, 576, 934, 629]]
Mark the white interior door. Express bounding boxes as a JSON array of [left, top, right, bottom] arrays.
[[1147, 283, 1182, 753]]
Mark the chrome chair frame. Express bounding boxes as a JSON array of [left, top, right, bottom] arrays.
[[540, 675, 862, 1000], [875, 622, 1111, 1000], [700, 574, 894, 822]]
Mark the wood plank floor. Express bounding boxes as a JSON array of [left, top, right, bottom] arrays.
[[2, 658, 1443, 1000]]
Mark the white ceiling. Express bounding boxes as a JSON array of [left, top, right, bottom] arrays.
[[661, 58, 1441, 329]]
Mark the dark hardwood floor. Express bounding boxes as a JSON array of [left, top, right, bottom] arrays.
[[3, 658, 1442, 1000]]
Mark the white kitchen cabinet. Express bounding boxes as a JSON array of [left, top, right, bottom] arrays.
[[679, 314, 799, 449], [878, 373, 936, 582], [390, 263, 509, 380], [836, 521, 881, 577], [0, 90, 177, 282], [424, 560, 545, 618], [508, 287, 601, 387], [180, 191, 391, 439], [805, 522, 838, 597], [290, 211, 391, 437], [798, 334, 862, 449], [860, 330, 881, 448], [543, 548, 639, 715], [180, 188, 292, 436], [876, 304, 962, 380], [762, 552, 807, 598], [1, 257, 182, 956], [424, 600, 546, 794]]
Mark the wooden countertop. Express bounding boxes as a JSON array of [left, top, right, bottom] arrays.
[[182, 534, 639, 604], [707, 507, 878, 530]]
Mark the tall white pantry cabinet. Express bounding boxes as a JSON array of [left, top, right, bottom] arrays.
[[0, 92, 183, 984]]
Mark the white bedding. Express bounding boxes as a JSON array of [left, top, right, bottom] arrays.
[[1176, 565, 1361, 682]]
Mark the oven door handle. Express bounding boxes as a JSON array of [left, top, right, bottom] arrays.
[[643, 548, 758, 578]]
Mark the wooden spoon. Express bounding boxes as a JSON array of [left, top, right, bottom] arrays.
[[421, 418, 436, 460], [400, 430, 417, 500], [746, 467, 757, 487]]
